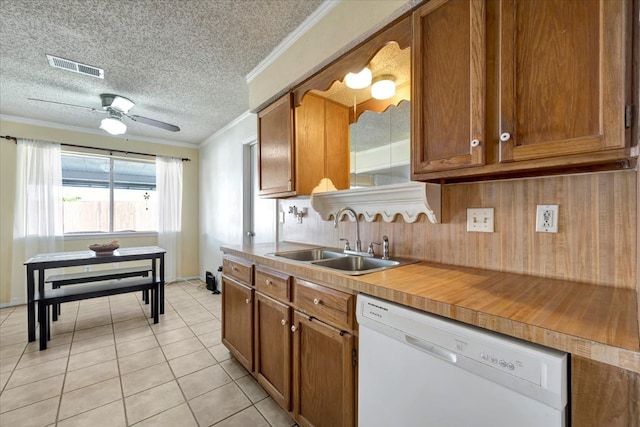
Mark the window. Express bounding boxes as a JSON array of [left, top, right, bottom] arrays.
[[61, 153, 158, 234]]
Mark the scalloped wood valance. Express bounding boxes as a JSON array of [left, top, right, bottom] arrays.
[[310, 181, 441, 224]]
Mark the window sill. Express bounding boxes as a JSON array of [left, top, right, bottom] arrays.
[[63, 231, 158, 241]]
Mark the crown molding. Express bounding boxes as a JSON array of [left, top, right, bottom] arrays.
[[199, 110, 255, 148]]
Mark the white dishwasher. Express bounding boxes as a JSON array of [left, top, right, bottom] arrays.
[[357, 294, 568, 427]]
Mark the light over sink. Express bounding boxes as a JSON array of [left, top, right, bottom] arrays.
[[269, 248, 418, 275]]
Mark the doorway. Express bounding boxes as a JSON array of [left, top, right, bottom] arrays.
[[243, 141, 276, 245]]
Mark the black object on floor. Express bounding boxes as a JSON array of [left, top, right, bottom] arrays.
[[206, 270, 221, 294]]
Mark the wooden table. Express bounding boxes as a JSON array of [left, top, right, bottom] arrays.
[[24, 246, 165, 343]]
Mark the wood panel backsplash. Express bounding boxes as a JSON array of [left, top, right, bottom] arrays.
[[279, 170, 637, 289]]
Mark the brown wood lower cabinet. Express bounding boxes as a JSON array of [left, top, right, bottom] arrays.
[[571, 355, 640, 427], [254, 292, 292, 409], [292, 311, 355, 427], [221, 276, 254, 372]]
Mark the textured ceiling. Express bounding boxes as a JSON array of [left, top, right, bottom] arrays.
[[0, 0, 324, 145]]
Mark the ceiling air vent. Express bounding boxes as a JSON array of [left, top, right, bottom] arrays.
[[46, 54, 104, 79]]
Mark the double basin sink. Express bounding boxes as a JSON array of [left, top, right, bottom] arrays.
[[269, 247, 418, 275]]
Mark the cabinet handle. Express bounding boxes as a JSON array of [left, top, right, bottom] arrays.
[[470, 139, 480, 148], [313, 298, 321, 305], [232, 266, 239, 271], [281, 319, 287, 326], [500, 132, 511, 142], [291, 325, 297, 332], [265, 279, 272, 286], [245, 298, 250, 304]]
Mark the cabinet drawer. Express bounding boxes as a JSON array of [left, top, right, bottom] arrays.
[[256, 266, 291, 302], [223, 256, 254, 285], [294, 279, 354, 330]]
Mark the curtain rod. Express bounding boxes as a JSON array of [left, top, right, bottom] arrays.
[[1, 135, 191, 162]]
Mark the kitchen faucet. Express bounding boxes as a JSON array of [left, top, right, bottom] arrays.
[[334, 207, 363, 254]]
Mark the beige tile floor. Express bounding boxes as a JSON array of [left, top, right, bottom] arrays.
[[0, 279, 298, 427]]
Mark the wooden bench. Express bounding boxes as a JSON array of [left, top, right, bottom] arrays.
[[37, 277, 160, 350], [46, 266, 152, 321]]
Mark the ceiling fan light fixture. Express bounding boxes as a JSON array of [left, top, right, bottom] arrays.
[[345, 67, 372, 89], [371, 75, 396, 100], [100, 116, 127, 135], [110, 96, 135, 113]]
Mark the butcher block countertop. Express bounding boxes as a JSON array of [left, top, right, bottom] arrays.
[[221, 242, 640, 374]]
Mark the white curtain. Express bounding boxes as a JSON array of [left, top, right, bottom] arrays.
[[9, 139, 64, 306], [156, 156, 183, 283]]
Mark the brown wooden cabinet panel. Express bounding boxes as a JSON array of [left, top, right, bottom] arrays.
[[258, 91, 350, 198], [258, 93, 295, 197], [412, 0, 486, 175], [295, 93, 350, 194], [255, 266, 291, 303], [571, 356, 640, 427], [254, 292, 292, 410], [412, 0, 634, 182], [498, 0, 629, 163], [222, 255, 254, 285], [292, 311, 355, 427], [221, 277, 254, 372], [294, 279, 354, 331]]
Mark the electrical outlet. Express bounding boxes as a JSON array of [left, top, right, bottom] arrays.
[[466, 208, 494, 233], [536, 204, 559, 233]]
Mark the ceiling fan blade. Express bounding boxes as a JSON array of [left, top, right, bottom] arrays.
[[127, 114, 180, 132], [27, 98, 103, 113]]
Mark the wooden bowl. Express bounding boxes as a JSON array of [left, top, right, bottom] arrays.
[[88, 241, 120, 255]]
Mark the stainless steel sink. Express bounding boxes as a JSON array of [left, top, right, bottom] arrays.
[[271, 248, 346, 262], [269, 248, 418, 275], [312, 256, 399, 272]]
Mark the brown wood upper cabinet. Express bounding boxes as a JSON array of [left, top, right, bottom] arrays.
[[258, 94, 295, 197], [412, 0, 486, 175], [412, 0, 635, 181], [257, 92, 349, 198]]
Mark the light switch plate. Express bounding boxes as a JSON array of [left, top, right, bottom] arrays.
[[467, 208, 494, 233], [536, 204, 559, 233]]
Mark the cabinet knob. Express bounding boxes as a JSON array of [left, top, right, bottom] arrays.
[[500, 132, 511, 142], [281, 319, 287, 326], [313, 298, 320, 305], [291, 325, 297, 332], [471, 139, 480, 148], [232, 266, 239, 271], [245, 298, 250, 304], [265, 279, 272, 286]]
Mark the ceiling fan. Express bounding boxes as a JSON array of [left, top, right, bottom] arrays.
[[28, 94, 180, 135]]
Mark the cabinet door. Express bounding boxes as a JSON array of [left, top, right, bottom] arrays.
[[295, 93, 350, 194], [324, 99, 350, 190], [258, 93, 295, 197], [254, 293, 292, 410], [295, 94, 325, 194], [221, 277, 254, 371], [498, 0, 628, 163], [292, 311, 355, 427], [412, 0, 486, 175]]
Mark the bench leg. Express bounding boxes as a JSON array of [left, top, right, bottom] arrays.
[[154, 285, 159, 323], [52, 283, 60, 322], [38, 300, 48, 350]]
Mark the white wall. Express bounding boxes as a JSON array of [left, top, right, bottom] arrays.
[[199, 113, 257, 278]]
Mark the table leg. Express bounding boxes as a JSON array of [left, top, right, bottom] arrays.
[[26, 266, 36, 342], [159, 253, 165, 314]]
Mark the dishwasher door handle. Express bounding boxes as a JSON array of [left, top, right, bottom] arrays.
[[405, 335, 457, 364]]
